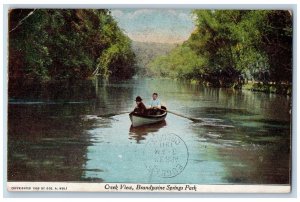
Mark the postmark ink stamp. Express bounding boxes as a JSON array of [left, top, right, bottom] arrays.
[[143, 133, 189, 178]]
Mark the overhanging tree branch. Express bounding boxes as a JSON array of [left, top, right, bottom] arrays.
[[9, 9, 37, 33]]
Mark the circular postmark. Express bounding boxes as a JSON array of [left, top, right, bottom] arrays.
[[143, 133, 189, 178]]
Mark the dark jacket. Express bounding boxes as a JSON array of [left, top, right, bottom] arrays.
[[134, 102, 147, 114]]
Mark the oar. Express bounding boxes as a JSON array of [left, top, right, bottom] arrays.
[[161, 109, 204, 122], [97, 111, 130, 117]]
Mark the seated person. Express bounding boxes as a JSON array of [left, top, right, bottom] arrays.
[[148, 93, 161, 115], [149, 93, 161, 109], [133, 96, 147, 114]]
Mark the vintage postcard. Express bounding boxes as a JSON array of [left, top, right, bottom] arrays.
[[6, 7, 292, 193]]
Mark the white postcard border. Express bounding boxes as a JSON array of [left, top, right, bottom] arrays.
[[7, 182, 290, 193]]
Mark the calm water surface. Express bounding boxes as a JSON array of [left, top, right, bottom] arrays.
[[8, 78, 291, 184]]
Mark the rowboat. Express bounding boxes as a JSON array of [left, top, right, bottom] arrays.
[[129, 106, 167, 127]]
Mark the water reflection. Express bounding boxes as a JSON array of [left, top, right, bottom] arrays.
[[129, 121, 167, 143], [8, 79, 134, 182], [8, 104, 95, 181], [190, 105, 290, 184], [8, 78, 291, 184]]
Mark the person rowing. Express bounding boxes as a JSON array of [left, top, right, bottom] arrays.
[[133, 96, 147, 115], [130, 95, 167, 127]]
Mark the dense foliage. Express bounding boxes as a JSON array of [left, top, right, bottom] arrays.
[[9, 9, 136, 85], [149, 10, 292, 88]]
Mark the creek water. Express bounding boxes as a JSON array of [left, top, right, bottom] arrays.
[[8, 78, 291, 184]]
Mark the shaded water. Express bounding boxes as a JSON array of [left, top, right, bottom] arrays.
[[8, 78, 291, 184]]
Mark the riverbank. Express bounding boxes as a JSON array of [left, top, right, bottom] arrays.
[[242, 82, 292, 96], [188, 79, 292, 96], [9, 76, 292, 99]]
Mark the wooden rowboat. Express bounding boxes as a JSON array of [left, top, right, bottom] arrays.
[[129, 106, 167, 127]]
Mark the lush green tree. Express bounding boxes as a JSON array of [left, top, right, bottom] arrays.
[[260, 10, 292, 83], [188, 10, 268, 85], [9, 9, 136, 87], [149, 10, 292, 88]]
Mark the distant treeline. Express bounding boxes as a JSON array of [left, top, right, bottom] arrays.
[[149, 10, 292, 88], [9, 9, 136, 86], [131, 41, 177, 76]]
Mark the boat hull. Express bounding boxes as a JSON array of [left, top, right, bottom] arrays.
[[129, 107, 167, 127]]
